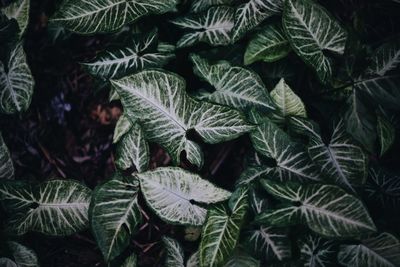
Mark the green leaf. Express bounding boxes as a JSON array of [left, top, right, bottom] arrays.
[[223, 250, 260, 267], [90, 178, 141, 262], [190, 54, 276, 112], [338, 232, 400, 267], [256, 180, 376, 238], [236, 166, 272, 187], [0, 258, 17, 267], [0, 133, 14, 180], [6, 241, 40, 267], [115, 122, 149, 172], [137, 167, 231, 225], [367, 40, 400, 76], [365, 167, 400, 208], [200, 187, 248, 267], [163, 236, 185, 267], [377, 115, 395, 156], [171, 6, 235, 48], [244, 24, 291, 65], [232, 0, 283, 42], [113, 114, 132, 144], [121, 253, 137, 267], [190, 0, 234, 13], [0, 43, 34, 114], [0, 180, 91, 236], [187, 251, 200, 267], [1, 0, 30, 37], [81, 30, 174, 79], [111, 69, 253, 168], [51, 0, 178, 34], [283, 0, 347, 83], [299, 235, 336, 267]]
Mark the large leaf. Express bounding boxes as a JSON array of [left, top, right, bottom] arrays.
[[1, 0, 30, 37], [163, 236, 185, 267], [0, 180, 91, 236], [244, 24, 290, 65], [367, 39, 400, 76], [0, 133, 14, 180], [111, 69, 253, 168], [200, 187, 248, 267], [190, 0, 234, 13], [190, 54, 275, 112], [232, 0, 283, 42], [338, 232, 400, 267], [171, 6, 235, 48], [0, 43, 34, 114], [51, 0, 178, 34], [365, 167, 400, 208], [137, 167, 231, 225], [299, 235, 337, 267], [90, 178, 141, 262], [256, 180, 377, 238], [7, 241, 40, 267], [283, 0, 347, 83], [81, 30, 174, 79]]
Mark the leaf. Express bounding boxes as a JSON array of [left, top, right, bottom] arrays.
[[200, 187, 248, 267], [232, 0, 283, 42], [0, 43, 34, 114], [187, 251, 200, 267], [190, 0, 234, 13], [0, 133, 14, 180], [299, 235, 337, 267], [367, 39, 400, 76], [290, 117, 368, 191], [256, 180, 377, 238], [377, 115, 395, 156], [7, 241, 40, 267], [365, 166, 400, 208], [236, 166, 272, 187], [111, 69, 253, 168], [1, 0, 30, 37], [171, 6, 235, 48], [223, 250, 260, 267], [338, 232, 400, 267], [0, 180, 91, 236], [244, 24, 291, 65], [113, 114, 132, 144], [0, 258, 17, 267], [121, 253, 137, 267], [51, 0, 178, 34], [81, 30, 174, 79], [190, 54, 276, 112], [163, 236, 185, 267], [90, 178, 141, 262], [137, 167, 231, 225], [115, 122, 149, 172], [283, 0, 347, 83]]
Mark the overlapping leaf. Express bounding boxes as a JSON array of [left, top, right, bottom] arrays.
[[377, 115, 395, 156], [190, 0, 234, 13], [1, 0, 30, 37], [367, 39, 400, 76], [299, 235, 337, 267], [113, 114, 132, 143], [365, 167, 400, 208], [0, 133, 14, 180], [121, 253, 137, 267], [7, 241, 40, 267], [163, 236, 185, 267]]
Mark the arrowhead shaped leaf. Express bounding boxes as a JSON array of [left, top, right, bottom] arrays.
[[299, 235, 337, 267], [377, 115, 395, 156], [244, 24, 290, 65], [90, 178, 141, 262], [283, 0, 347, 83], [51, 0, 178, 34], [190, 0, 234, 13], [338, 232, 400, 267], [7, 241, 40, 267], [0, 133, 14, 180], [111, 69, 253, 168], [365, 167, 400, 208], [256, 180, 377, 238], [171, 6, 235, 48], [163, 236, 185, 267], [0, 43, 34, 114], [137, 167, 231, 226], [190, 54, 276, 112], [1, 0, 30, 37], [367, 40, 400, 76]]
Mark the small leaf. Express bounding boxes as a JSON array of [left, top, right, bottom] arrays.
[[365, 166, 400, 208], [137, 167, 231, 225], [113, 115, 132, 144], [223, 250, 260, 266], [235, 166, 272, 187], [299, 235, 337, 267], [0, 133, 14, 180], [163, 236, 185, 267], [187, 251, 200, 267], [121, 253, 137, 267], [1, 0, 30, 37], [367, 39, 400, 76], [244, 24, 290, 65], [7, 241, 40, 267], [377, 115, 395, 156], [190, 0, 234, 13]]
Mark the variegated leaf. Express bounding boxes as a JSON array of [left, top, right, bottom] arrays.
[[223, 250, 260, 267], [256, 180, 377, 238], [121, 253, 137, 267], [190, 0, 234, 13], [367, 39, 400, 76], [81, 30, 174, 79], [338, 232, 400, 267], [299, 235, 336, 267], [244, 24, 290, 65], [377, 115, 395, 156], [236, 166, 272, 187], [111, 70, 253, 168], [163, 236, 185, 267], [0, 43, 34, 114], [187, 251, 200, 267], [190, 54, 275, 111], [200, 187, 248, 267], [171, 6, 235, 48], [0, 133, 14, 180], [7, 241, 40, 267], [365, 167, 400, 208], [283, 0, 347, 83], [137, 167, 231, 226], [0, 258, 17, 267], [1, 0, 30, 37], [51, 0, 178, 34], [113, 114, 132, 144], [90, 178, 141, 262]]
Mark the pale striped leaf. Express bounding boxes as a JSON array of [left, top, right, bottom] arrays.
[[365, 167, 400, 208], [236, 166, 272, 187], [1, 0, 30, 37], [111, 70, 253, 168], [0, 133, 14, 180], [113, 114, 132, 144], [51, 0, 178, 34], [200, 187, 248, 267], [81, 30, 174, 79], [190, 0, 234, 13], [121, 253, 137, 267], [90, 178, 141, 262], [256, 180, 376, 238], [283, 0, 347, 83], [0, 43, 34, 114], [163, 236, 185, 267], [190, 54, 276, 111], [244, 24, 290, 65], [338, 232, 400, 267], [7, 241, 40, 267], [187, 251, 200, 267], [137, 167, 231, 226], [1, 180, 91, 236], [232, 0, 283, 42], [377, 115, 395, 156], [223, 250, 260, 267], [171, 6, 235, 48], [367, 40, 400, 76], [0, 258, 17, 267], [299, 235, 336, 267]]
